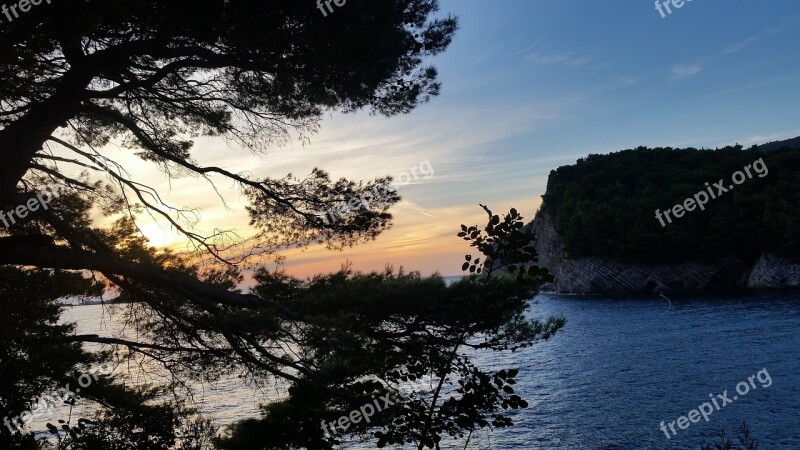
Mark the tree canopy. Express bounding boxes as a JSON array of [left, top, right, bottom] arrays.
[[0, 2, 565, 449], [0, 0, 457, 374], [0, 0, 457, 249], [540, 145, 800, 264]]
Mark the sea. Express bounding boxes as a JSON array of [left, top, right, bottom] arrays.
[[41, 290, 800, 449]]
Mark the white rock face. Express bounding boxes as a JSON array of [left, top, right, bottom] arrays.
[[526, 213, 800, 294], [747, 253, 800, 289]]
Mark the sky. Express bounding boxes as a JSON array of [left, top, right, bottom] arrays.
[[84, 0, 800, 279]]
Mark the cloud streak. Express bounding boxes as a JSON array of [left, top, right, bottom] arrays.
[[671, 64, 703, 79]]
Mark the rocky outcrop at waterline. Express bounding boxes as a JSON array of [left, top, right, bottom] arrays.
[[525, 212, 800, 294]]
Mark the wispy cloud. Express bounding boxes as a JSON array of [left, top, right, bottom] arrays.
[[606, 76, 640, 88], [734, 131, 800, 147], [524, 52, 593, 67], [723, 17, 800, 55], [694, 72, 800, 101], [671, 64, 703, 79]]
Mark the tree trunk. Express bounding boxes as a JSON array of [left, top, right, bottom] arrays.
[[0, 70, 92, 205]]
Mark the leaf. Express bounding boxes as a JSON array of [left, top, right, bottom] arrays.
[[465, 254, 471, 261], [462, 262, 469, 271]]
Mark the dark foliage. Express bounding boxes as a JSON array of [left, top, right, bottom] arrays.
[[700, 423, 759, 450], [215, 207, 564, 449], [0, 267, 99, 449], [540, 145, 800, 263]]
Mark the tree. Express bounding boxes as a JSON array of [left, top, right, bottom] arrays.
[[0, 267, 98, 449], [1, 0, 456, 416], [0, 2, 564, 448], [215, 206, 563, 449], [0, 262, 219, 449], [0, 0, 456, 205], [540, 146, 800, 263]]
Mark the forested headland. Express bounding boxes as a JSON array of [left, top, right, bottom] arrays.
[[539, 144, 800, 264]]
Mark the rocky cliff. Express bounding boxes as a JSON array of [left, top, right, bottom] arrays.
[[526, 212, 800, 294]]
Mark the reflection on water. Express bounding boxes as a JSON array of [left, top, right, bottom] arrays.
[[45, 292, 800, 448]]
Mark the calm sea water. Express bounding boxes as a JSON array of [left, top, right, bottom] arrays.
[[54, 291, 800, 449]]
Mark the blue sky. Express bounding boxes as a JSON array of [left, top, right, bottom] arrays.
[[117, 0, 800, 278], [433, 0, 800, 158]]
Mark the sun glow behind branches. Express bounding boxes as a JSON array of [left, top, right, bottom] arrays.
[[136, 222, 185, 249]]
